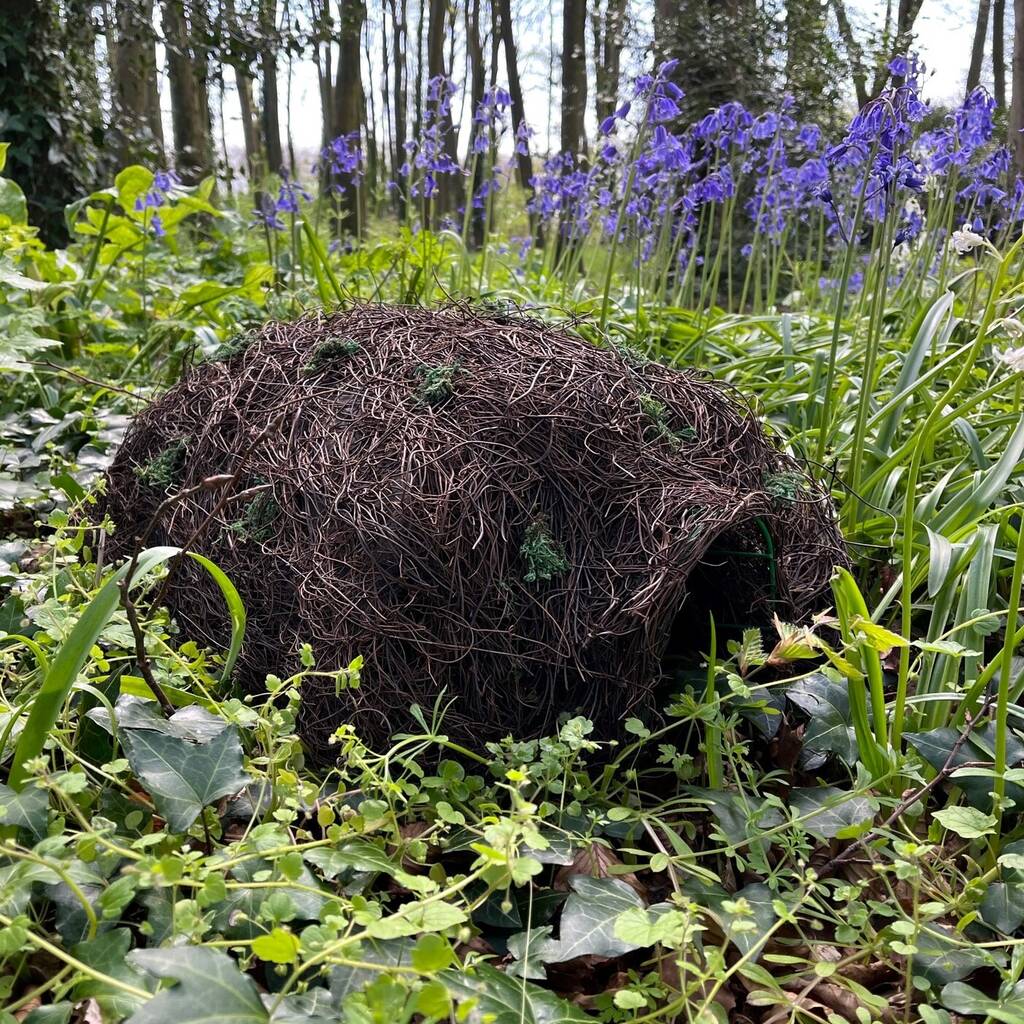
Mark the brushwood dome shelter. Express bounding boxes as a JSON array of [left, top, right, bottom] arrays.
[[103, 303, 846, 756]]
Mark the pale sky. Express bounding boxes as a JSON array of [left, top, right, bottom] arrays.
[[171, 0, 989, 173]]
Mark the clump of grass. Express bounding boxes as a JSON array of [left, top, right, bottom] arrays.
[[521, 518, 568, 583], [638, 393, 696, 448], [227, 488, 279, 544], [135, 438, 188, 491], [765, 470, 806, 502], [303, 335, 360, 375], [416, 361, 461, 405]]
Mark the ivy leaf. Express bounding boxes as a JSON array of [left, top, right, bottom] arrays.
[[911, 924, 998, 989], [538, 876, 645, 962], [506, 926, 556, 979], [979, 883, 1024, 935], [265, 989, 338, 1023], [786, 674, 857, 763], [71, 929, 156, 1021], [791, 786, 878, 839], [444, 962, 591, 1024], [125, 947, 268, 1024], [941, 981, 1024, 1024], [907, 726, 1024, 812], [0, 781, 48, 838], [683, 879, 777, 959], [119, 710, 249, 832]]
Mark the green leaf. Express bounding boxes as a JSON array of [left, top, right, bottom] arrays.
[[126, 947, 268, 1024], [786, 674, 857, 763], [444, 962, 591, 1024], [72, 929, 156, 1021], [0, 177, 28, 224], [120, 708, 249, 832], [366, 898, 467, 940], [252, 927, 300, 964], [979, 882, 1024, 935], [941, 981, 1024, 1024], [907, 725, 1024, 812], [791, 786, 878, 839], [537, 876, 645, 962], [0, 781, 48, 838], [9, 547, 245, 790], [411, 932, 456, 972], [932, 806, 997, 839]]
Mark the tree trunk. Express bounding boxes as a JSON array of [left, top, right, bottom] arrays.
[[560, 0, 587, 156], [967, 0, 992, 94], [112, 0, 164, 165], [331, 0, 367, 236], [260, 0, 284, 174], [426, 0, 462, 220], [389, 0, 408, 218], [592, 0, 627, 127], [466, 0, 487, 247], [994, 0, 1007, 105], [496, 0, 536, 219], [832, 0, 869, 108], [1011, 0, 1024, 173], [785, 0, 834, 122], [868, 0, 925, 97], [162, 0, 213, 183], [224, 0, 262, 183]]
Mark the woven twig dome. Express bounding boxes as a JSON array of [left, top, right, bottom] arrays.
[[103, 304, 846, 756]]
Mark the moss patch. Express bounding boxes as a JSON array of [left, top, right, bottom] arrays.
[[135, 439, 188, 491], [303, 335, 360, 375], [521, 519, 568, 584]]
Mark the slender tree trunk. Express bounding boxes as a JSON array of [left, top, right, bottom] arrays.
[[363, 16, 379, 203], [832, 0, 869, 108], [1011, 0, 1024, 173], [497, 0, 536, 225], [224, 0, 262, 183], [466, 0, 487, 246], [113, 0, 164, 164], [592, 0, 627, 126], [995, 0, 1007, 106], [868, 0, 925, 97], [414, 0, 425, 142], [389, 0, 408, 218], [560, 0, 587, 157], [653, 0, 674, 66], [967, 0, 992, 94], [162, 0, 213, 183], [260, 0, 284, 174], [332, 0, 367, 236], [426, 0, 462, 220]]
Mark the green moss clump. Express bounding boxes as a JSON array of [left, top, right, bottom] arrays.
[[227, 489, 279, 543], [135, 439, 188, 491], [211, 333, 254, 363], [638, 393, 696, 448], [765, 471, 806, 502], [416, 361, 461, 405], [303, 335, 360, 375], [521, 519, 569, 584]]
